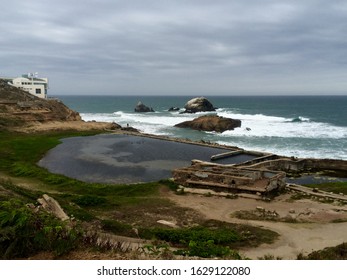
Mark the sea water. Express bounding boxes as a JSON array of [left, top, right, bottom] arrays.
[[57, 95, 347, 160]]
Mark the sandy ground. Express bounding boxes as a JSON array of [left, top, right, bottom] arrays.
[[168, 192, 347, 259]]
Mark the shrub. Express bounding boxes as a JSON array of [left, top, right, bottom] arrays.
[[141, 226, 241, 258], [187, 240, 231, 258], [0, 199, 81, 259]]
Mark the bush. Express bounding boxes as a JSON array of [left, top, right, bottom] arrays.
[[0, 199, 81, 259], [141, 226, 242, 258], [175, 240, 238, 258]]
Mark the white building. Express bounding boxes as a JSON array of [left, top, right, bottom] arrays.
[[7, 73, 49, 99]]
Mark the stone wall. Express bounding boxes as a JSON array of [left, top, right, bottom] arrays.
[[248, 158, 347, 174]]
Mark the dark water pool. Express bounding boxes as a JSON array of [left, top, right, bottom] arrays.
[[38, 134, 230, 184]]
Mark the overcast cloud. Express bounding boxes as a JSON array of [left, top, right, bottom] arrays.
[[1, 0, 347, 95]]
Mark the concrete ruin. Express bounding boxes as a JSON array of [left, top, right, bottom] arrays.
[[173, 160, 286, 195], [172, 143, 347, 199], [244, 157, 347, 174]]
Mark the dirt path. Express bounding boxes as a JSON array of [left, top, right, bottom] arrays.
[[168, 192, 347, 259]]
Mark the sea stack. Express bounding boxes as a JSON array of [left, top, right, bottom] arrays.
[[182, 97, 215, 113], [175, 115, 241, 133], [134, 101, 155, 112]]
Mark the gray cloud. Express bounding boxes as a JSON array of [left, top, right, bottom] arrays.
[[1, 0, 346, 95]]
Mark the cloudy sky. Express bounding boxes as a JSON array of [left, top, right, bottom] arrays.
[[1, 0, 347, 95]]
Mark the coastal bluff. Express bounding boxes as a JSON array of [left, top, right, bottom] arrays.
[[0, 79, 119, 132]]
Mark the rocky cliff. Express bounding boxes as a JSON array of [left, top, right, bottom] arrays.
[[0, 79, 83, 130], [0, 79, 121, 132]]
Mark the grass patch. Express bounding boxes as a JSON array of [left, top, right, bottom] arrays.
[[304, 182, 347, 195], [0, 131, 98, 174], [72, 195, 108, 207], [0, 179, 43, 201]]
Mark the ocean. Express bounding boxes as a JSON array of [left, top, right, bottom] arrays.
[[57, 95, 347, 160]]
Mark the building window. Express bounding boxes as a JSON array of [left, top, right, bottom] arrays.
[[36, 89, 41, 94]]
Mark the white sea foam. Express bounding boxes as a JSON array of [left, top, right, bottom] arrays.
[[81, 110, 347, 139], [81, 111, 208, 134], [80, 109, 347, 159], [217, 110, 347, 139]]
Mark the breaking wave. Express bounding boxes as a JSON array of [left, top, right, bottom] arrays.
[[80, 107, 347, 160]]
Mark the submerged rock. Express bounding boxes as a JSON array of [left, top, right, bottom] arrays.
[[168, 106, 180, 111], [134, 101, 154, 112], [175, 115, 241, 133], [182, 97, 215, 113]]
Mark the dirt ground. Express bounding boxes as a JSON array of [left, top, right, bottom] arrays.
[[168, 191, 347, 259], [16, 120, 117, 132]]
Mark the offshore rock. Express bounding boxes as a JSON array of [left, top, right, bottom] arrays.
[[134, 101, 154, 112], [175, 115, 241, 133], [168, 106, 180, 111], [183, 97, 215, 113]]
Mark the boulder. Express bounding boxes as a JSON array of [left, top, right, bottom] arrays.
[[175, 115, 241, 133], [37, 194, 69, 221], [134, 101, 154, 112], [182, 97, 215, 113]]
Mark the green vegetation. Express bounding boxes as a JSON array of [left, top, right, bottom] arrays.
[[0, 199, 81, 259], [0, 131, 279, 259], [305, 182, 347, 195], [140, 220, 278, 258], [146, 226, 239, 258], [297, 243, 347, 260], [72, 195, 108, 207]]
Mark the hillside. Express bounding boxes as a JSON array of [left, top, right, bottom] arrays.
[[0, 79, 117, 131]]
